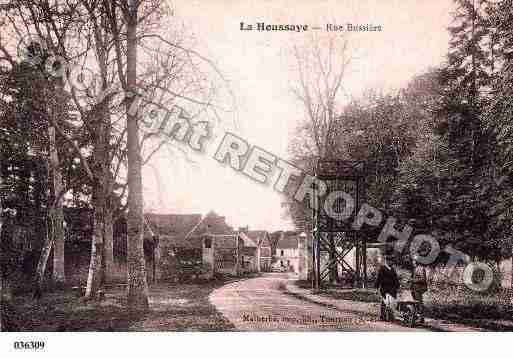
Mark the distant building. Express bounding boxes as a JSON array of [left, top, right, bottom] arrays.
[[238, 231, 258, 273], [145, 211, 234, 238], [203, 234, 244, 276], [144, 213, 203, 238], [203, 227, 273, 275], [145, 211, 235, 280], [274, 232, 300, 272], [244, 230, 272, 272]]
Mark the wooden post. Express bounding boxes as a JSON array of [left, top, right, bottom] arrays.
[[0, 172, 3, 331], [315, 233, 321, 291], [235, 236, 240, 276], [0, 270, 3, 332], [152, 236, 156, 283], [256, 245, 261, 273], [362, 238, 367, 289], [0, 222, 3, 332]]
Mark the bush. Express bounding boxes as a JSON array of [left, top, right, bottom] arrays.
[[426, 283, 513, 320], [176, 259, 212, 283]]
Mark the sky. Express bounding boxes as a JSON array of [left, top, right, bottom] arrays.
[[142, 0, 454, 231]]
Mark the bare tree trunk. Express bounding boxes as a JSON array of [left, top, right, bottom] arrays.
[[103, 205, 114, 284], [125, 2, 149, 311], [85, 105, 110, 296], [34, 210, 53, 298], [48, 126, 65, 284], [85, 20, 115, 293], [85, 193, 104, 298]]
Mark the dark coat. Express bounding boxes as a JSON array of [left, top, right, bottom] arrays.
[[376, 264, 400, 298], [410, 265, 428, 293]]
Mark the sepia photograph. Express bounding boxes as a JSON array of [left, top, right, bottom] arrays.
[[0, 0, 513, 355]]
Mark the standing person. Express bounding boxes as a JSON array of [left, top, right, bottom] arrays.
[[376, 256, 400, 321], [410, 255, 428, 323]]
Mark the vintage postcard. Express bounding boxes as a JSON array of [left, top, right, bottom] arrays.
[[0, 0, 512, 349]]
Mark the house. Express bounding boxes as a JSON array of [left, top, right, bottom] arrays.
[[203, 226, 274, 277], [203, 234, 244, 276], [144, 213, 202, 237], [274, 232, 300, 272], [245, 230, 272, 272], [238, 231, 259, 273], [144, 210, 234, 240], [145, 211, 235, 280], [4, 206, 242, 286], [200, 211, 234, 235]]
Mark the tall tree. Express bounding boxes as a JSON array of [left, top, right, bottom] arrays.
[[0, 0, 120, 297], [0, 153, 4, 332], [122, 0, 149, 309], [0, 55, 75, 293], [485, 0, 513, 284], [2, 0, 229, 304], [440, 0, 497, 167], [429, 0, 505, 262], [104, 0, 230, 309], [287, 34, 351, 283]]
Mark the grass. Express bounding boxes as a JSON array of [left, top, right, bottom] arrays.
[[318, 289, 381, 303], [6, 278, 236, 331], [425, 284, 513, 321], [294, 280, 513, 330], [294, 280, 381, 303]]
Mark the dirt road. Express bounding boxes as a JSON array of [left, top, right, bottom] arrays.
[[210, 273, 427, 331]]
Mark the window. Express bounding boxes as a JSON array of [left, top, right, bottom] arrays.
[[280, 250, 284, 256], [204, 236, 212, 249]]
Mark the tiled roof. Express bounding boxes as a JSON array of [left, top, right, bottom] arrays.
[[202, 213, 234, 235], [246, 230, 266, 240], [276, 234, 299, 249], [144, 212, 235, 238], [246, 230, 272, 247], [269, 231, 282, 243], [158, 234, 203, 249], [213, 235, 240, 249], [239, 232, 258, 247], [145, 213, 202, 237]]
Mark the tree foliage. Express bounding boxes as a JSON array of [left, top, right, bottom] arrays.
[[287, 0, 513, 267]]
